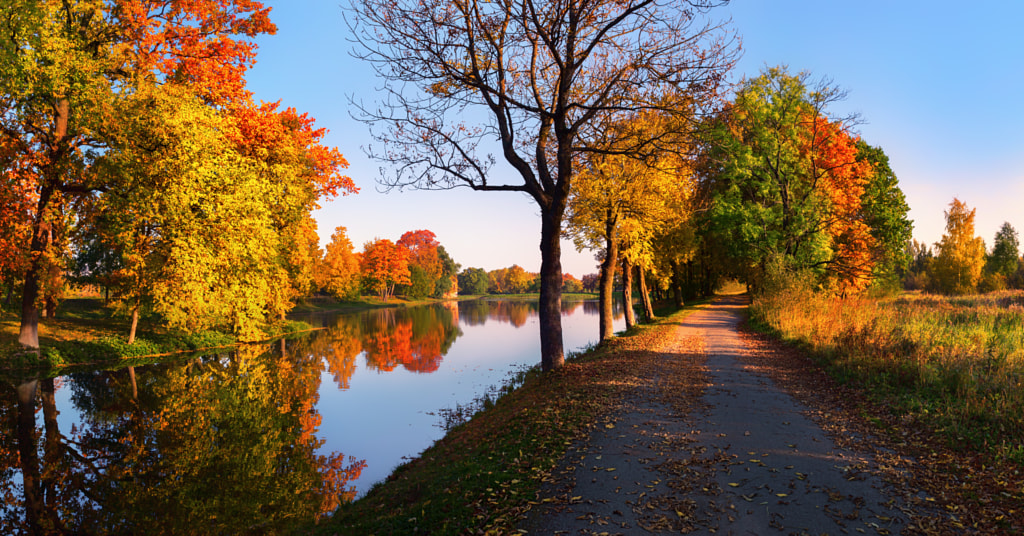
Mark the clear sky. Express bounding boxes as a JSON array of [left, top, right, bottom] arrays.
[[244, 1, 1024, 278]]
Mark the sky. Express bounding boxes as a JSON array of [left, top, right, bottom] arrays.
[[244, 1, 1024, 278]]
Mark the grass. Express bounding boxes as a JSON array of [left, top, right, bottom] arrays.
[[319, 302, 703, 536], [0, 298, 313, 373], [750, 284, 1024, 463]]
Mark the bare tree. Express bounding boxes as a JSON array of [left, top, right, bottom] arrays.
[[348, 0, 737, 371]]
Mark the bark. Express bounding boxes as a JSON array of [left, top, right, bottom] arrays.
[[538, 207, 565, 371], [597, 211, 619, 341], [638, 265, 655, 322], [20, 98, 68, 349], [622, 258, 636, 329], [128, 305, 140, 345], [670, 259, 684, 308]]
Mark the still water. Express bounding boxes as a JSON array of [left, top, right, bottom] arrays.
[[1, 298, 622, 534]]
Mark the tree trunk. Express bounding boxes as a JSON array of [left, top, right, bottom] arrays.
[[622, 258, 636, 329], [128, 305, 140, 345], [538, 207, 565, 371], [670, 259, 684, 308], [638, 265, 655, 322], [598, 212, 619, 342], [20, 98, 68, 349], [17, 380, 43, 534]]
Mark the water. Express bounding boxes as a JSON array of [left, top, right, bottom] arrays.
[[0, 298, 622, 534]]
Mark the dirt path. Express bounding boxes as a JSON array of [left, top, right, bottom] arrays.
[[519, 296, 929, 535]]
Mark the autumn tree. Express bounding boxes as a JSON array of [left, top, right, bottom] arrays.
[[361, 239, 411, 302], [856, 141, 913, 288], [320, 226, 362, 300], [929, 198, 986, 295], [348, 0, 736, 371], [567, 111, 694, 339], [701, 67, 895, 295], [0, 0, 276, 350]]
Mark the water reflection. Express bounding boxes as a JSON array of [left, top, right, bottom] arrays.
[[0, 344, 363, 535], [1, 298, 623, 532]]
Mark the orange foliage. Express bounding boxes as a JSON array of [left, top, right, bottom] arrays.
[[397, 229, 442, 281], [800, 114, 876, 294], [229, 101, 356, 202], [361, 239, 411, 301], [118, 0, 277, 104]]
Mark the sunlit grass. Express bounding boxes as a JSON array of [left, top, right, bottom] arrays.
[[751, 287, 1024, 461]]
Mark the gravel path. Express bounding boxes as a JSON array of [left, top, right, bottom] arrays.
[[519, 296, 921, 535]]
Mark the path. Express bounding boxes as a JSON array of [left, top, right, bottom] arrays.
[[520, 296, 925, 535]]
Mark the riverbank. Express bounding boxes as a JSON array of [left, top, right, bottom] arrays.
[[0, 292, 601, 372], [321, 300, 710, 535]]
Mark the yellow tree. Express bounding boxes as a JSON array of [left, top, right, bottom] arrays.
[[567, 112, 695, 339], [930, 198, 986, 295], [319, 226, 362, 300]]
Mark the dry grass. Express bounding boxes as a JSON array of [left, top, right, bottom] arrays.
[[751, 286, 1024, 462]]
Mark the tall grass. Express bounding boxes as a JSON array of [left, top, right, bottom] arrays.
[[751, 278, 1024, 462]]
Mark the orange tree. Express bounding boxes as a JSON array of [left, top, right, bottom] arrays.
[[360, 239, 411, 302], [348, 0, 737, 371]]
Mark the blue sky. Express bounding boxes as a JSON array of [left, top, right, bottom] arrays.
[[245, 1, 1024, 277]]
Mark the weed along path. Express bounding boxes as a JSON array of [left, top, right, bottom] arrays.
[[520, 296, 933, 535]]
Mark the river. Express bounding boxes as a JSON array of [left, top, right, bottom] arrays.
[[0, 298, 623, 534]]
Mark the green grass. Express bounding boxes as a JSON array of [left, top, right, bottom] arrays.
[[750, 286, 1024, 463]]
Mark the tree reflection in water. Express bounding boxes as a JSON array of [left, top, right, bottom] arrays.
[[0, 341, 363, 535]]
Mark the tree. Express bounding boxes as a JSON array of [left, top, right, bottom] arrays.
[[702, 67, 878, 294], [320, 226, 362, 300], [856, 141, 913, 287], [987, 222, 1019, 278], [0, 0, 276, 350], [361, 239, 411, 302], [930, 198, 986, 295], [567, 112, 695, 339], [433, 246, 460, 298], [348, 0, 737, 371], [458, 267, 489, 295]]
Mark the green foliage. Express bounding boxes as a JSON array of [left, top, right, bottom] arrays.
[[986, 222, 1019, 279], [458, 267, 490, 295], [402, 264, 434, 299], [432, 245, 460, 298], [856, 141, 913, 282]]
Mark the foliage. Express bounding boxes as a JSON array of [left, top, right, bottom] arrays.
[[856, 141, 913, 288], [360, 238, 411, 302], [433, 245, 460, 298], [986, 222, 1019, 279], [319, 226, 362, 300], [701, 67, 905, 295], [929, 198, 985, 295], [458, 268, 490, 295]]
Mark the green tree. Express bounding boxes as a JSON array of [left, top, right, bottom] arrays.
[[856, 141, 913, 288], [929, 198, 986, 295], [432, 246, 460, 298], [986, 222, 1019, 278], [458, 268, 489, 295]]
